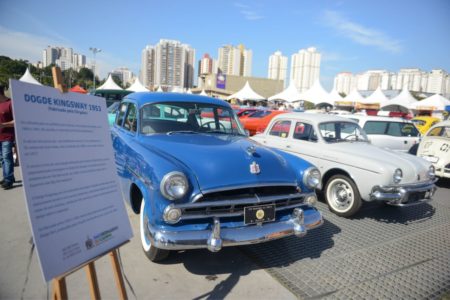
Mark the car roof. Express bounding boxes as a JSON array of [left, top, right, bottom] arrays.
[[272, 112, 358, 124], [342, 114, 411, 122], [124, 92, 232, 108]]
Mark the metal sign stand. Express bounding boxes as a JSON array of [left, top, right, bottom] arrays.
[[50, 67, 128, 300]]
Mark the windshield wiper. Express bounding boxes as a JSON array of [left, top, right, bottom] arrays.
[[166, 131, 199, 135]]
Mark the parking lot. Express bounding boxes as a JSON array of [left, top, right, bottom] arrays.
[[1, 167, 450, 299]]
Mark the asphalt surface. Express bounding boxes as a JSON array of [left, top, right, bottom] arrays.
[[1, 166, 450, 299]]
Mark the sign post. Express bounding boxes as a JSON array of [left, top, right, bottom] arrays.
[[10, 78, 133, 299]]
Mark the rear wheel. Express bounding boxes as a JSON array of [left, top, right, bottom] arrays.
[[140, 199, 170, 262], [325, 175, 362, 217]]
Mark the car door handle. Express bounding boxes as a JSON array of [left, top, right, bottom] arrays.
[[286, 145, 291, 148], [404, 141, 408, 144]]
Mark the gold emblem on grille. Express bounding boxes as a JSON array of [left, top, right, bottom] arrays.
[[256, 209, 265, 220]]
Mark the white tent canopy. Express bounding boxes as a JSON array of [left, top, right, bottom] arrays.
[[171, 86, 184, 93], [299, 80, 333, 106], [381, 86, 417, 111], [186, 88, 192, 94], [96, 74, 123, 90], [126, 78, 149, 92], [156, 86, 163, 92], [199, 89, 207, 96], [268, 81, 302, 103], [342, 88, 364, 104], [409, 94, 450, 111], [226, 81, 265, 102], [327, 88, 344, 106], [19, 68, 42, 85], [359, 86, 389, 105]]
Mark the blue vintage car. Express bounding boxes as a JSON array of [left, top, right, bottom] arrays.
[[111, 92, 323, 262]]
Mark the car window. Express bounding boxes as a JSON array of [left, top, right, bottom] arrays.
[[116, 102, 128, 126], [319, 122, 368, 143], [412, 119, 425, 127], [124, 103, 137, 132], [363, 121, 387, 134], [386, 122, 402, 136], [428, 126, 450, 138], [293, 122, 317, 142], [400, 123, 419, 137], [269, 120, 291, 138]]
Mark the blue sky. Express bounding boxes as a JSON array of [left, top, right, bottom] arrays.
[[0, 0, 449, 90]]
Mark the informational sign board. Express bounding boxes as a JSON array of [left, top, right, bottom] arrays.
[[216, 73, 226, 89], [10, 80, 133, 282]]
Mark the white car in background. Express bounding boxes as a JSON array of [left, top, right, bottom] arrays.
[[252, 113, 437, 217], [341, 115, 421, 153], [417, 120, 450, 179]]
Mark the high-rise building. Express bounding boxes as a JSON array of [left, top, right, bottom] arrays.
[[111, 67, 135, 86], [393, 68, 423, 90], [140, 39, 195, 89], [426, 69, 447, 94], [217, 44, 252, 76], [268, 51, 288, 86], [198, 53, 217, 77], [42, 46, 87, 71], [334, 72, 355, 95], [290, 47, 321, 92]]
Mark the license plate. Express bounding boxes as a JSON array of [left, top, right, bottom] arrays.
[[244, 204, 275, 225]]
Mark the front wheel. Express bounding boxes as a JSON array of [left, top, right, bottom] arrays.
[[325, 175, 362, 217], [140, 199, 170, 262]]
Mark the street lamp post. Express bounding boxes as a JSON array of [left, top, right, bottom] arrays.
[[89, 47, 102, 91]]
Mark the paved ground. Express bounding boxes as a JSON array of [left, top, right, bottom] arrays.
[[1, 166, 450, 299]]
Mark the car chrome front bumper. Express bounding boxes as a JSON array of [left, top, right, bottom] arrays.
[[369, 179, 437, 206], [147, 206, 323, 251]]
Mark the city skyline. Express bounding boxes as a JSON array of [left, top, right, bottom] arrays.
[[0, 0, 449, 90]]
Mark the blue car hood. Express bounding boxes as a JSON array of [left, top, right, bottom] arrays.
[[140, 134, 298, 192]]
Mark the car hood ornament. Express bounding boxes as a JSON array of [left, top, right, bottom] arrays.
[[250, 161, 261, 174]]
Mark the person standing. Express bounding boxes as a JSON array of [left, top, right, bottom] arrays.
[[0, 84, 15, 190]]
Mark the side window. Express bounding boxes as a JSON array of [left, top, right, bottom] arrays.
[[364, 121, 387, 134], [400, 123, 419, 137], [386, 122, 402, 137], [293, 122, 316, 142], [124, 104, 137, 132], [269, 120, 291, 138], [116, 103, 128, 127]]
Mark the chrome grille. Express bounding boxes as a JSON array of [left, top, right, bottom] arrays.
[[174, 188, 311, 221]]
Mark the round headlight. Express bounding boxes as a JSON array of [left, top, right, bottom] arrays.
[[163, 206, 182, 224], [393, 168, 403, 184], [305, 194, 318, 206], [303, 167, 321, 189], [160, 171, 189, 200], [428, 165, 435, 180]]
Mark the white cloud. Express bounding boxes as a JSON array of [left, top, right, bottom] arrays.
[[234, 3, 264, 21], [0, 26, 138, 78], [322, 10, 402, 54]]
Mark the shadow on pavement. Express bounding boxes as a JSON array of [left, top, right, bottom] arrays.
[[352, 201, 435, 224]]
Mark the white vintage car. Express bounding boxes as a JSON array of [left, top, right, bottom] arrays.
[[417, 120, 450, 179], [252, 113, 437, 217]]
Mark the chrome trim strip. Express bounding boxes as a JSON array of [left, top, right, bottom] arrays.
[[191, 183, 299, 202]]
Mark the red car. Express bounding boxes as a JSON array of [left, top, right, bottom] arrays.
[[240, 110, 288, 135]]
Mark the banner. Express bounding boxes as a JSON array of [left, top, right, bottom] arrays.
[[10, 80, 133, 282], [216, 73, 226, 89]]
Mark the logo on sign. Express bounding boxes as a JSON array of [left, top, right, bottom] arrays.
[[250, 161, 260, 174]]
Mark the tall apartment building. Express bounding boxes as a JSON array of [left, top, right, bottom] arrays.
[[140, 39, 195, 89], [198, 53, 217, 76], [111, 67, 134, 86], [334, 68, 449, 95], [42, 46, 87, 71], [217, 44, 252, 77], [268, 51, 288, 86], [290, 47, 321, 92]]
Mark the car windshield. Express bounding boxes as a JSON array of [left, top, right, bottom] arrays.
[[248, 110, 271, 118], [318, 121, 369, 143], [107, 102, 120, 113], [140, 102, 246, 136]]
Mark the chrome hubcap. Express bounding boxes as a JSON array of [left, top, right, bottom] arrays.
[[328, 179, 354, 212]]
